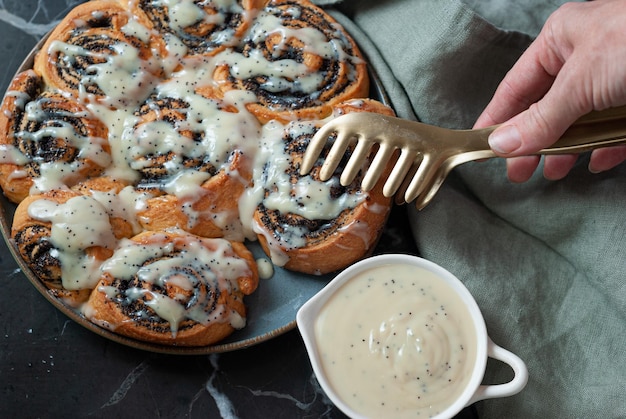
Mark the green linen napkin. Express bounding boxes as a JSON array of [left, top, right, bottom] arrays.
[[318, 0, 626, 417]]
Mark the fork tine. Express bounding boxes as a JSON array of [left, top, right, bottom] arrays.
[[412, 165, 450, 210], [404, 155, 432, 203], [413, 159, 460, 209], [361, 143, 396, 191], [300, 124, 335, 175], [413, 181, 442, 210], [394, 161, 420, 205], [319, 130, 356, 180], [339, 137, 373, 186], [382, 148, 417, 197]]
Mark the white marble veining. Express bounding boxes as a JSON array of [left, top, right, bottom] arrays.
[[0, 0, 82, 37], [99, 360, 150, 410]]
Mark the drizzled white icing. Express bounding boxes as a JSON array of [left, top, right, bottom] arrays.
[[47, 40, 160, 110], [155, 0, 244, 36], [2, 91, 112, 194], [27, 195, 117, 290], [98, 232, 251, 334], [88, 185, 150, 235], [0, 144, 30, 165], [158, 0, 208, 30]]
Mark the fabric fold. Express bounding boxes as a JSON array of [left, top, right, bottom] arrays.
[[320, 0, 626, 417]]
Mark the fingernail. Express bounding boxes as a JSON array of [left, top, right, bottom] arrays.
[[588, 164, 601, 174], [488, 125, 522, 154]]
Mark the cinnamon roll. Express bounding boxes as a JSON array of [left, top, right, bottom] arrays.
[[251, 99, 394, 275], [0, 70, 111, 203], [211, 0, 369, 124], [12, 188, 120, 307], [121, 82, 259, 240], [137, 150, 251, 240], [85, 229, 259, 346], [130, 0, 267, 57], [33, 0, 165, 109]]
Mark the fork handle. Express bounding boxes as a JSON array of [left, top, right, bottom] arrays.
[[488, 105, 626, 155]]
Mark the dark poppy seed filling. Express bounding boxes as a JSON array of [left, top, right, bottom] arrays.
[[60, 2, 151, 95], [8, 77, 87, 175], [137, 0, 247, 55], [35, 1, 163, 107], [13, 92, 93, 177], [0, 68, 111, 204], [129, 95, 219, 186], [258, 203, 350, 245], [256, 125, 363, 246], [107, 257, 221, 333], [14, 224, 61, 284], [55, 33, 118, 96]]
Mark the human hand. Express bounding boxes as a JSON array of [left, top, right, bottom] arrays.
[[474, 0, 626, 182]]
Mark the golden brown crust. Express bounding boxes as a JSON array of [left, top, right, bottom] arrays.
[[33, 0, 165, 107], [210, 0, 369, 124], [0, 70, 110, 203], [124, 88, 255, 240], [70, 176, 129, 195], [86, 230, 259, 346], [71, 176, 138, 240], [12, 189, 116, 307], [253, 99, 395, 275], [137, 150, 251, 240], [0, 70, 39, 203]]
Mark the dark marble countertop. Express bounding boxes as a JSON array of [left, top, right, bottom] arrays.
[[0, 2, 479, 417]]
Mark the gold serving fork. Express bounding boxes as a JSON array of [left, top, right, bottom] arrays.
[[300, 106, 626, 210]]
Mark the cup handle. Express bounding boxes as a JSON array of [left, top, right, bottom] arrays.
[[467, 337, 529, 406]]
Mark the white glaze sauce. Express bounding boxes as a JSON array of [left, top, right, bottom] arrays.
[[314, 264, 477, 418]]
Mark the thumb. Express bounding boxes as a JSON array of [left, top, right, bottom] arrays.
[[488, 91, 586, 157]]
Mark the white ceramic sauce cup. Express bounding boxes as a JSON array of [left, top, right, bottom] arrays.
[[297, 254, 528, 419]]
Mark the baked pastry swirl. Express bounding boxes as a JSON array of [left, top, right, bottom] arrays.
[[0, 70, 111, 203], [136, 150, 252, 240], [85, 229, 259, 346], [130, 0, 267, 57], [121, 82, 260, 240], [122, 86, 256, 187], [251, 99, 394, 275], [70, 176, 146, 241], [211, 0, 369, 123], [34, 0, 165, 108], [11, 187, 123, 307]]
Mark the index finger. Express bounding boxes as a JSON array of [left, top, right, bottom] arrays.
[[474, 30, 564, 128]]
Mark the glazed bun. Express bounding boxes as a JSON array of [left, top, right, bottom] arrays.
[[0, 70, 110, 203], [210, 0, 369, 124], [252, 99, 395, 275], [12, 188, 119, 307], [85, 230, 259, 346], [33, 0, 166, 108]]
